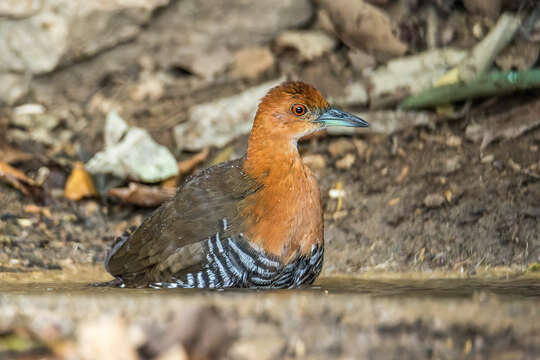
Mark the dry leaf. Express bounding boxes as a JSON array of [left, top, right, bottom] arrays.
[[64, 162, 98, 200], [163, 148, 210, 189], [319, 0, 407, 58], [178, 148, 210, 174], [0, 143, 34, 164], [23, 204, 52, 218], [465, 99, 540, 150], [0, 161, 39, 195], [108, 182, 176, 207]]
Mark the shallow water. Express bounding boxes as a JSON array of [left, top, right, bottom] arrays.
[[2, 267, 540, 359], [1, 266, 539, 300]]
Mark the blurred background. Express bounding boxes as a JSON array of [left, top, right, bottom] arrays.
[[1, 0, 540, 359]]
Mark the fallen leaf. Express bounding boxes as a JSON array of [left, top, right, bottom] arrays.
[[178, 148, 210, 174], [275, 30, 337, 61], [0, 143, 34, 164], [209, 146, 235, 166], [23, 204, 52, 218], [64, 162, 98, 201], [318, 0, 407, 58], [108, 182, 175, 207], [465, 99, 540, 150], [0, 161, 39, 195], [163, 148, 211, 189], [396, 166, 409, 183], [388, 198, 400, 207]]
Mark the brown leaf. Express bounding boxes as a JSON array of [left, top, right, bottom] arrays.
[[0, 161, 39, 195], [178, 147, 210, 174], [163, 148, 211, 189], [0, 143, 34, 164], [108, 182, 175, 207], [23, 204, 52, 218], [318, 0, 407, 58], [64, 162, 97, 201], [465, 99, 540, 150]]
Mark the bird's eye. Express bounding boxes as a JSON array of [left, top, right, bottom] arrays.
[[292, 104, 307, 116]]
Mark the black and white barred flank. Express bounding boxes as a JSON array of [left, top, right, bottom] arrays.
[[149, 232, 324, 289]]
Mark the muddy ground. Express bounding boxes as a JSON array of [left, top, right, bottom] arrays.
[[1, 0, 540, 359]]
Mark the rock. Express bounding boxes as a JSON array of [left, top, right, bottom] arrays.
[[0, 0, 42, 18], [353, 139, 369, 159], [302, 154, 326, 170], [0, 73, 29, 105], [231, 47, 275, 80], [347, 49, 376, 72], [463, 0, 501, 19], [443, 156, 462, 174], [318, 0, 407, 59], [142, 305, 232, 360], [77, 315, 138, 360], [328, 139, 356, 157], [230, 324, 286, 360], [0, 0, 169, 104], [275, 30, 337, 61], [336, 153, 356, 170], [481, 154, 494, 163], [154, 0, 312, 73], [495, 41, 540, 71], [8, 104, 63, 145], [327, 81, 368, 107], [174, 79, 283, 151], [86, 111, 178, 183], [155, 345, 188, 360], [0, 0, 169, 74], [423, 193, 445, 208], [446, 135, 462, 147]]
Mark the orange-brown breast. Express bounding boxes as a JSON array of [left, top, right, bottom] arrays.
[[241, 145, 323, 262]]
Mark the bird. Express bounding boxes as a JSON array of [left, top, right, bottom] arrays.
[[104, 81, 368, 289]]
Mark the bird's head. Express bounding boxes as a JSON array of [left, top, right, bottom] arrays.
[[253, 81, 368, 141]]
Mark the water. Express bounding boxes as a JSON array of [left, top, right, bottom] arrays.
[[1, 267, 539, 359], [1, 266, 539, 300]]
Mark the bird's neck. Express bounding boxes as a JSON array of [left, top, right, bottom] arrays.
[[241, 125, 323, 260]]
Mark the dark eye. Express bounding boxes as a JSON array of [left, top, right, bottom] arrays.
[[292, 104, 307, 116]]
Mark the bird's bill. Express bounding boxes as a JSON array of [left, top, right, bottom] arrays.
[[314, 108, 369, 128]]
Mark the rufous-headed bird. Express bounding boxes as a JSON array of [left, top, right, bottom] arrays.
[[105, 81, 368, 289]]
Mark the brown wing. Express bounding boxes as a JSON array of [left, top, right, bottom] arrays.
[[105, 158, 261, 286]]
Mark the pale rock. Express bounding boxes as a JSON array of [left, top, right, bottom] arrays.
[[275, 30, 337, 61], [302, 154, 326, 170], [328, 81, 368, 106], [328, 139, 356, 157], [230, 324, 286, 360], [0, 0, 42, 18], [446, 135, 462, 148], [0, 0, 169, 104], [77, 316, 138, 360], [174, 79, 283, 151], [156, 0, 312, 75], [336, 153, 356, 169], [0, 0, 169, 74], [423, 193, 445, 208], [231, 47, 275, 80], [0, 73, 30, 105], [86, 111, 178, 183]]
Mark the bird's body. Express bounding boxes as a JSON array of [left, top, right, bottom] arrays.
[[105, 81, 368, 289]]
